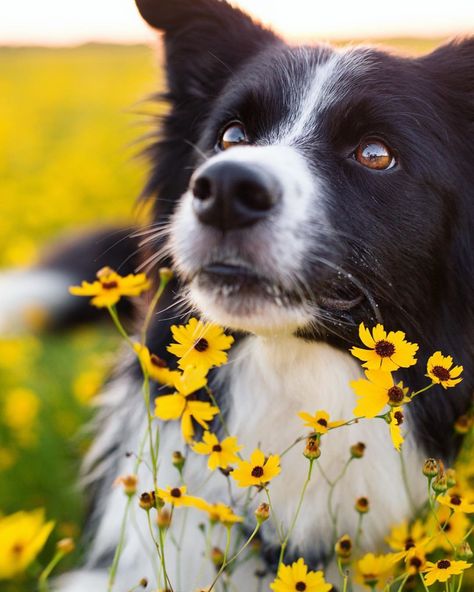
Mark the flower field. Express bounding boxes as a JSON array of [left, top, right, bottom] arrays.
[[0, 41, 472, 591]]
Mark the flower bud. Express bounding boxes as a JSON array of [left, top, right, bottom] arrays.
[[458, 541, 473, 560], [211, 547, 225, 569], [172, 450, 185, 472], [139, 491, 156, 511], [355, 497, 370, 514], [422, 458, 438, 478], [454, 415, 471, 435], [56, 538, 75, 555], [432, 474, 448, 494], [139, 578, 148, 588], [115, 474, 138, 497], [350, 442, 366, 459], [255, 503, 270, 524], [446, 468, 456, 488], [335, 534, 352, 560], [157, 509, 172, 529], [159, 267, 174, 283], [304, 437, 321, 460]]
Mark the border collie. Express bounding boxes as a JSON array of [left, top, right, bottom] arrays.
[[2, 1, 472, 590]]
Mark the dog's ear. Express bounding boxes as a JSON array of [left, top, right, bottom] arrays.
[[135, 0, 279, 100], [419, 38, 474, 116]]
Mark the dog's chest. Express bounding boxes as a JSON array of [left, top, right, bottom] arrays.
[[212, 336, 426, 559]]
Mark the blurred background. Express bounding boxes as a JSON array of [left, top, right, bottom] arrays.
[[1, 1, 473, 590]]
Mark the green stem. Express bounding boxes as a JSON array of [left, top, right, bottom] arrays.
[[208, 525, 232, 591], [140, 273, 171, 345], [328, 458, 353, 544], [411, 382, 435, 398], [455, 573, 464, 592], [395, 573, 410, 592], [264, 487, 284, 543], [419, 573, 431, 592], [354, 513, 365, 550], [38, 551, 65, 592], [278, 460, 314, 567], [108, 497, 132, 591], [107, 305, 134, 348]]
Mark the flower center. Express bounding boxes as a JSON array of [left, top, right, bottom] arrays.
[[432, 365, 451, 381], [388, 386, 404, 404], [295, 583, 307, 591], [170, 488, 182, 498], [394, 411, 404, 425], [450, 495, 462, 506], [251, 466, 264, 478], [340, 539, 352, 551], [12, 543, 23, 556], [150, 354, 167, 368], [317, 418, 328, 427], [101, 280, 118, 290], [437, 560, 451, 569], [212, 444, 222, 452], [405, 538, 415, 550], [374, 340, 395, 357], [410, 557, 423, 570], [194, 338, 209, 352]]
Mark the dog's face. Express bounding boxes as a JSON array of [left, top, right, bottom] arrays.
[[136, 0, 474, 342]]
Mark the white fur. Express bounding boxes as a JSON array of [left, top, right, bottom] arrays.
[[60, 337, 427, 591], [0, 269, 73, 334]]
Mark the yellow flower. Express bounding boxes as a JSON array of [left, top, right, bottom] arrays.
[[157, 486, 204, 509], [437, 492, 474, 513], [0, 509, 54, 579], [297, 410, 345, 434], [404, 545, 427, 575], [192, 431, 242, 470], [154, 366, 218, 443], [69, 266, 150, 308], [167, 318, 234, 371], [351, 370, 409, 418], [351, 323, 418, 371], [231, 448, 281, 488], [200, 502, 243, 526], [385, 520, 428, 552], [270, 557, 332, 592], [426, 351, 463, 389], [3, 387, 40, 431], [422, 559, 471, 586], [133, 343, 180, 386], [356, 553, 401, 589], [388, 407, 404, 451], [427, 505, 469, 552]]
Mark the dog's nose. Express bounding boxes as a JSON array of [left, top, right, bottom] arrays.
[[191, 161, 281, 231]]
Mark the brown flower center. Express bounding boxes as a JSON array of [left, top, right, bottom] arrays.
[[317, 418, 328, 427], [410, 557, 423, 570], [405, 538, 415, 550], [437, 560, 451, 569], [432, 366, 451, 382], [374, 340, 395, 358], [170, 487, 182, 498], [251, 466, 264, 478], [295, 583, 307, 591], [212, 444, 222, 452], [194, 338, 209, 352], [101, 280, 118, 290], [394, 411, 404, 425], [388, 386, 404, 404], [450, 495, 462, 506], [358, 497, 369, 508], [12, 543, 23, 556], [340, 539, 352, 551], [150, 354, 167, 368]]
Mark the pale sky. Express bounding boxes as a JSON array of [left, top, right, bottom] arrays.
[[0, 0, 473, 45]]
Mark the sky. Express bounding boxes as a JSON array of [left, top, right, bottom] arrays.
[[0, 0, 473, 45]]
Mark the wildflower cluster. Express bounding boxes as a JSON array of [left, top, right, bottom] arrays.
[[3, 267, 472, 592]]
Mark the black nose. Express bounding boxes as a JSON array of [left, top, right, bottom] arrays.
[[191, 161, 281, 231]]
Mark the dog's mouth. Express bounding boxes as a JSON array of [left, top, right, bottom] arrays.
[[195, 262, 363, 312]]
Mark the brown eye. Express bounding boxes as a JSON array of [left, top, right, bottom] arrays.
[[218, 122, 249, 150], [354, 139, 396, 170]]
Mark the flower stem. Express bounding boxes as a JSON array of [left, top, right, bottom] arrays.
[[38, 551, 66, 592], [140, 272, 171, 345], [108, 497, 132, 591], [410, 382, 435, 398], [419, 573, 431, 592]]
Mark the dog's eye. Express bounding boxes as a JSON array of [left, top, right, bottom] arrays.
[[218, 122, 249, 151], [354, 139, 396, 170]]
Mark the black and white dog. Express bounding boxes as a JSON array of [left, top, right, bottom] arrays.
[[2, 1, 473, 590]]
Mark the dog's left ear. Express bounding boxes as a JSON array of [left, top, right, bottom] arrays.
[[419, 38, 474, 116], [135, 0, 279, 100]]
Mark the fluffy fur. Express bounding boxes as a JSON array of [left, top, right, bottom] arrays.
[[6, 1, 473, 590]]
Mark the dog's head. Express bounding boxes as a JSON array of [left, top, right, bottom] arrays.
[[136, 0, 474, 348]]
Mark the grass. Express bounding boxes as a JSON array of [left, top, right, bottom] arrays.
[[0, 40, 471, 590]]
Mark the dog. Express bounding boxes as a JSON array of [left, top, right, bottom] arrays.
[[2, 1, 472, 590]]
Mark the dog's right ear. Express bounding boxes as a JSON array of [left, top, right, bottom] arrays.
[[135, 0, 279, 100]]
